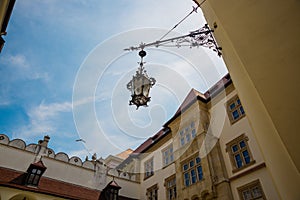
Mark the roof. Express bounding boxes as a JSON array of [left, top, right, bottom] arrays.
[[204, 73, 232, 99], [107, 180, 121, 189], [133, 128, 170, 154], [0, 166, 136, 200], [116, 128, 170, 169], [0, 166, 100, 200], [116, 149, 133, 159], [31, 160, 47, 169], [164, 73, 232, 127], [164, 88, 207, 127]]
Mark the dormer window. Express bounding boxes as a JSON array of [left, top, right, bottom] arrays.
[[100, 180, 121, 200], [25, 161, 46, 187]]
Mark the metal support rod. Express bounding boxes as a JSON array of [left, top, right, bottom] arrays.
[[124, 24, 222, 56], [124, 30, 211, 51]]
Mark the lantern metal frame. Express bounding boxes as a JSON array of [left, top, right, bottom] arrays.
[[126, 50, 156, 109]]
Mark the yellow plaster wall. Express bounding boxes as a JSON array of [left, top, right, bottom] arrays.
[[0, 0, 10, 29], [197, 0, 300, 198], [0, 186, 65, 200], [140, 138, 176, 200]]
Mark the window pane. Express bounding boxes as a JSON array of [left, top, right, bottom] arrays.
[[242, 150, 251, 164], [174, 187, 177, 197], [164, 150, 168, 157], [237, 99, 241, 105], [191, 121, 195, 128], [240, 106, 245, 115], [235, 154, 243, 168], [196, 157, 201, 164], [183, 164, 188, 171], [242, 190, 252, 200], [239, 140, 246, 148], [36, 169, 41, 175], [232, 110, 240, 119], [145, 159, 154, 177], [165, 158, 169, 165], [170, 154, 174, 162], [252, 186, 262, 198], [186, 134, 191, 142], [32, 168, 37, 173], [191, 169, 197, 184], [191, 129, 196, 138], [197, 166, 203, 180], [230, 103, 236, 110], [33, 175, 40, 185], [179, 131, 184, 136], [232, 145, 238, 152], [168, 189, 172, 200], [180, 138, 185, 146], [184, 172, 190, 186], [27, 174, 34, 184], [189, 160, 194, 168]]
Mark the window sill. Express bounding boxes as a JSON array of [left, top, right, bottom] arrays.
[[232, 160, 256, 173], [229, 114, 246, 125], [25, 184, 39, 188], [144, 173, 154, 181], [162, 161, 175, 169], [182, 178, 205, 189]]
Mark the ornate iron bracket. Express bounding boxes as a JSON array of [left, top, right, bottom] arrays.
[[124, 24, 222, 56]]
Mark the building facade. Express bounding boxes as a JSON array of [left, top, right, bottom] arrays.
[[0, 134, 139, 200], [116, 74, 279, 200], [0, 74, 281, 200]]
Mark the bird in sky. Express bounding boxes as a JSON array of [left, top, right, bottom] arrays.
[[75, 138, 86, 143]]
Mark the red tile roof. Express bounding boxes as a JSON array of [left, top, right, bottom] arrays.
[[133, 128, 168, 154], [163, 88, 206, 127], [0, 166, 100, 200], [31, 160, 47, 169], [107, 180, 121, 189]]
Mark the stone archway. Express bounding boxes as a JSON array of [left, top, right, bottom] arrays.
[[191, 195, 200, 200], [9, 194, 37, 200]]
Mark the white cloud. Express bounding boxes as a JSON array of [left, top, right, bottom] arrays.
[[1, 54, 29, 69], [12, 101, 73, 141], [29, 101, 72, 121]]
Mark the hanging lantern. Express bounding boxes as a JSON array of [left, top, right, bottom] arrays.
[[127, 50, 156, 109]]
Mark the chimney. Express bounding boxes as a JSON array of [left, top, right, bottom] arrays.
[[40, 135, 50, 147]]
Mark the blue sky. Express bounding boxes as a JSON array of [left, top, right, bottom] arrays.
[[0, 0, 227, 159]]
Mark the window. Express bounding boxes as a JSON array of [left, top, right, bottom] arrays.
[[147, 184, 158, 200], [25, 161, 46, 187], [226, 134, 255, 172], [182, 155, 203, 187], [162, 145, 174, 167], [26, 168, 42, 186], [226, 95, 245, 124], [101, 180, 121, 200], [165, 175, 176, 200], [179, 121, 197, 146], [144, 157, 154, 179], [237, 180, 266, 200]]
